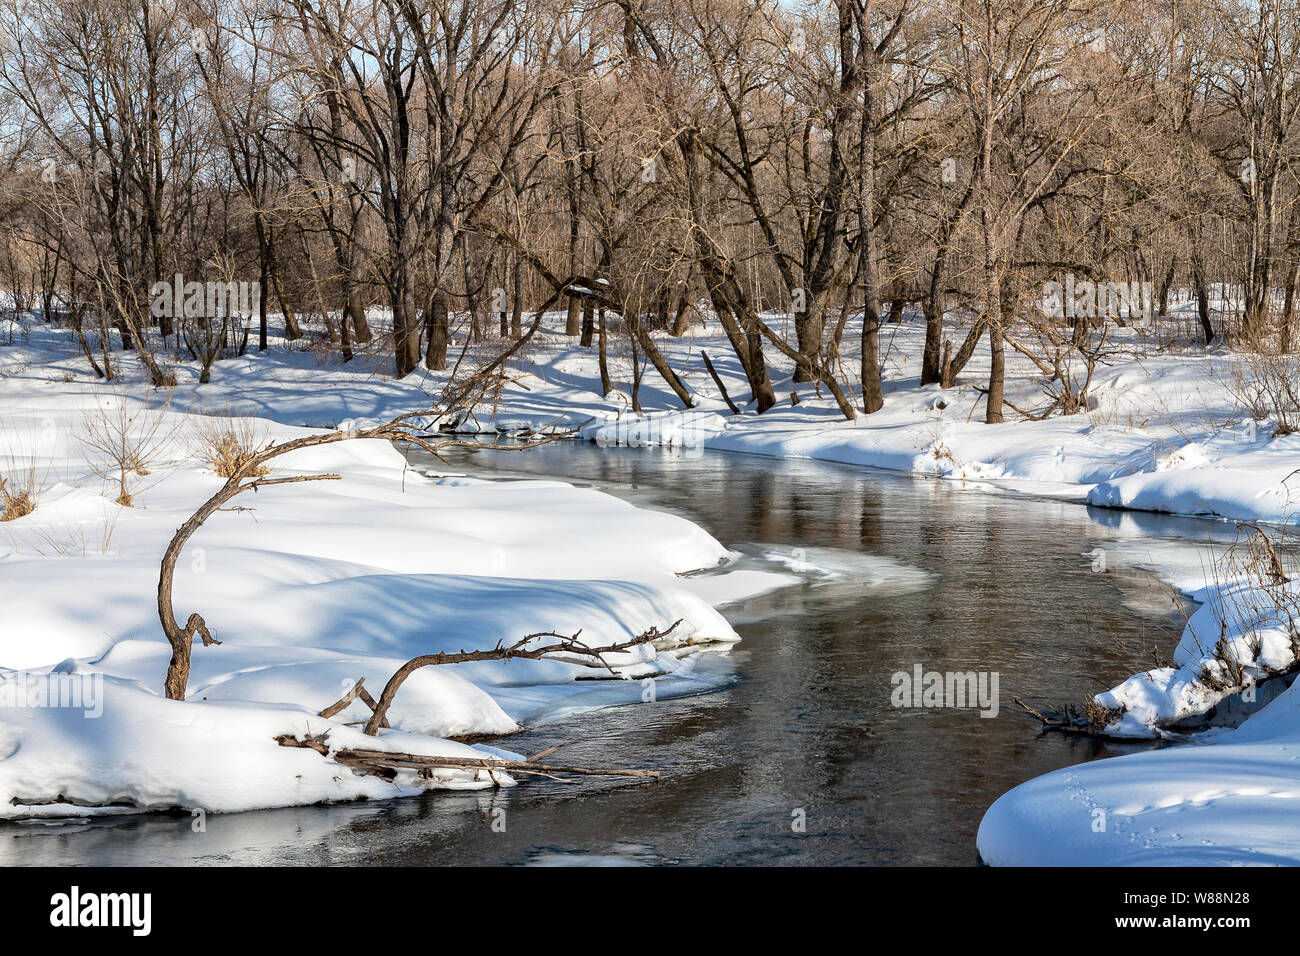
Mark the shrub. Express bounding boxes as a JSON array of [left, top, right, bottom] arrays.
[[192, 415, 269, 479]]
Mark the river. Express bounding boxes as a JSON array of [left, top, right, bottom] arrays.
[[0, 442, 1232, 865]]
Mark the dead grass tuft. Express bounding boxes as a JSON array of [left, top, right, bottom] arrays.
[[192, 415, 269, 479]]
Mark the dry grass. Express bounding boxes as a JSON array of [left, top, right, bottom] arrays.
[[0, 479, 33, 521], [191, 414, 269, 479], [1083, 696, 1125, 731], [1057, 524, 1300, 736], [18, 506, 123, 556], [0, 424, 47, 521], [1191, 523, 1300, 692]]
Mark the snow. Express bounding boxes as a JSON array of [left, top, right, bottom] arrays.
[[0, 675, 524, 818], [15, 299, 1291, 530], [977, 677, 1300, 865], [11, 299, 1300, 857], [977, 528, 1300, 864], [0, 313, 774, 817], [1085, 579, 1300, 739], [116, 301, 1298, 529]]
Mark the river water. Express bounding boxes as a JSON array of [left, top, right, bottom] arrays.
[[0, 443, 1231, 865]]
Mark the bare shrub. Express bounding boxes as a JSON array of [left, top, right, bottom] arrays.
[[1198, 523, 1300, 674], [1224, 348, 1300, 436], [79, 392, 177, 506], [191, 414, 269, 479], [1004, 311, 1119, 419]]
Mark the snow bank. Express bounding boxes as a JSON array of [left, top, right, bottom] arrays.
[[159, 306, 1300, 529], [0, 317, 762, 814], [979, 557, 1300, 864], [1077, 568, 1300, 738], [22, 303, 1296, 529], [0, 675, 521, 819], [978, 675, 1300, 866]]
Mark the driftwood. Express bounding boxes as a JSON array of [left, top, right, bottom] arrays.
[[525, 741, 571, 762], [276, 731, 330, 754], [318, 677, 366, 718], [317, 677, 389, 729], [334, 748, 660, 780], [275, 734, 658, 785], [279, 621, 683, 786], [361, 621, 681, 735], [1014, 697, 1109, 735]]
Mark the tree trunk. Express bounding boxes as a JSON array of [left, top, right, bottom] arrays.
[[597, 307, 612, 395], [258, 255, 269, 352], [1158, 256, 1176, 319], [510, 257, 524, 338], [1192, 257, 1216, 345], [425, 289, 450, 371]]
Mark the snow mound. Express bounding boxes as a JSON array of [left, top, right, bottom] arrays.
[[583, 410, 728, 449], [0, 678, 517, 819], [978, 675, 1300, 866]]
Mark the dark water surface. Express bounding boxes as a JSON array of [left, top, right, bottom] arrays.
[[0, 443, 1230, 866]]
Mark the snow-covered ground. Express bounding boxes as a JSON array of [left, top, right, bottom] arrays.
[[99, 298, 1297, 527], [10, 298, 1284, 526], [8, 301, 1300, 864], [0, 312, 792, 817], [977, 683, 1300, 865]]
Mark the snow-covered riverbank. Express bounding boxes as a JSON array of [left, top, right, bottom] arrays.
[[0, 314, 794, 816], [29, 302, 1291, 526], [8, 305, 1300, 865], [977, 557, 1300, 866]]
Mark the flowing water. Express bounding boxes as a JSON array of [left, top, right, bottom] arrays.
[[0, 443, 1236, 866]]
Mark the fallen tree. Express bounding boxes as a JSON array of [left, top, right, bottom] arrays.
[[276, 733, 660, 785]]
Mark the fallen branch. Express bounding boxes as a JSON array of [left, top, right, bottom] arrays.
[[157, 396, 579, 701], [701, 351, 741, 414], [318, 678, 366, 718], [362, 621, 681, 735], [332, 748, 660, 780], [526, 741, 572, 762], [275, 730, 331, 754], [273, 734, 658, 785], [317, 677, 389, 728], [1013, 697, 1113, 735]]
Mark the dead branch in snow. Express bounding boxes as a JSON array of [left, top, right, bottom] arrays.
[[334, 749, 661, 780], [361, 620, 681, 735], [275, 732, 659, 784], [1013, 697, 1115, 735], [157, 399, 578, 701], [318, 677, 390, 729]]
